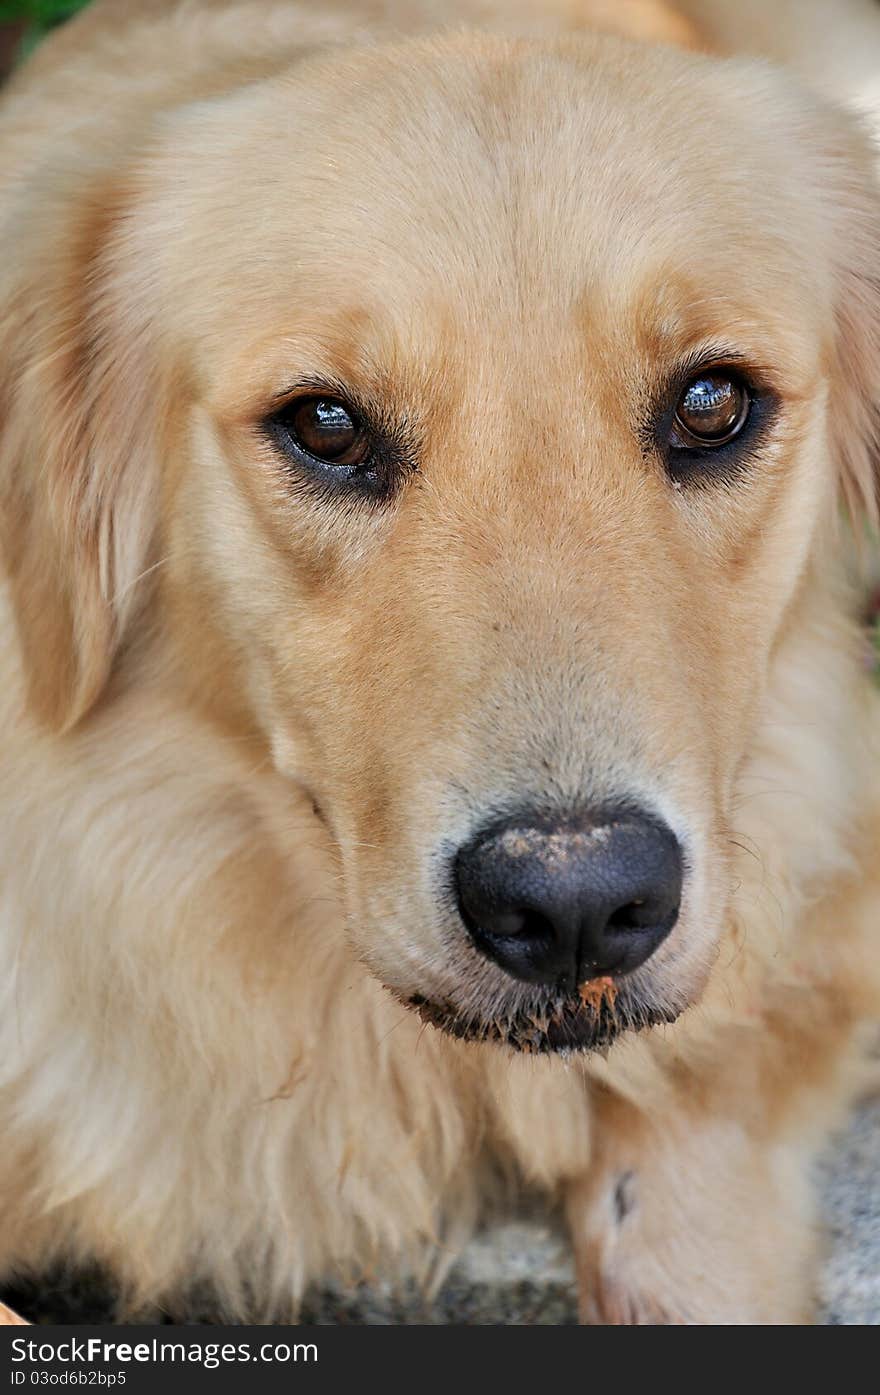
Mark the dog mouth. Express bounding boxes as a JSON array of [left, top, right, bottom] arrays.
[[404, 977, 682, 1054]]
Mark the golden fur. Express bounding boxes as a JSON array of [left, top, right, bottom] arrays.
[[0, 0, 879, 1323]]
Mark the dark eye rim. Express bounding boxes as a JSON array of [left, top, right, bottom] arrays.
[[261, 381, 417, 502]]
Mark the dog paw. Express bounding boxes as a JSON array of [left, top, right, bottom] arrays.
[[566, 1116, 818, 1325]]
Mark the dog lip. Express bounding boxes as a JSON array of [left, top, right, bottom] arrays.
[[403, 988, 681, 1055]]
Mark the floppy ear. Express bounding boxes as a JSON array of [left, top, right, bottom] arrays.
[[0, 167, 160, 731], [823, 118, 880, 531]]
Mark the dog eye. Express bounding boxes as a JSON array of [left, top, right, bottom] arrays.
[[276, 396, 371, 468], [669, 370, 750, 449]]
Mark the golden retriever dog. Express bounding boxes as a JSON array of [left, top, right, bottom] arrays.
[[1, 0, 879, 1325]]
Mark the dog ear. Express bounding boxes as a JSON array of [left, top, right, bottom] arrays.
[[0, 167, 160, 731], [823, 117, 880, 531]]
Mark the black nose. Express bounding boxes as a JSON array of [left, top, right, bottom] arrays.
[[454, 807, 683, 989]]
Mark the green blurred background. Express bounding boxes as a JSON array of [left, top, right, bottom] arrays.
[[0, 0, 87, 36], [0, 0, 87, 65]]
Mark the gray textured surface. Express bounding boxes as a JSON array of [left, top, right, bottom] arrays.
[[818, 1098, 880, 1324]]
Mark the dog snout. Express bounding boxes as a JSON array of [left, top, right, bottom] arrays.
[[454, 806, 683, 989]]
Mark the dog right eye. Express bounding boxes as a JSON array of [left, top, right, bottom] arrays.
[[264, 388, 418, 503]]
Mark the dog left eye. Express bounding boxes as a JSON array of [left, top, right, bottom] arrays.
[[274, 395, 372, 468], [669, 370, 751, 449]]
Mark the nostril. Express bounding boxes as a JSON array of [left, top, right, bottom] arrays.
[[458, 902, 555, 944], [480, 908, 527, 938], [607, 902, 643, 932], [517, 909, 557, 942], [461, 901, 564, 986], [606, 897, 666, 933]]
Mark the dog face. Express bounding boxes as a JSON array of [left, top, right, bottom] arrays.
[[2, 35, 879, 1053]]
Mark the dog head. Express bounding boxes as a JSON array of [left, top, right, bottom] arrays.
[[2, 33, 878, 1052]]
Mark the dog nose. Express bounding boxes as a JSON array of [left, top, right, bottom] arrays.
[[454, 807, 683, 989]]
